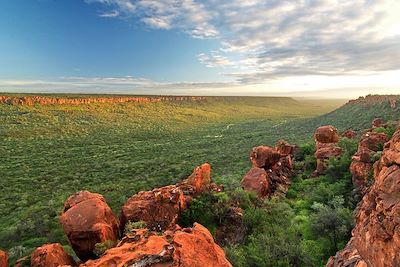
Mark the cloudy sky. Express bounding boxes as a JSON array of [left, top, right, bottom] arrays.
[[1, 0, 399, 98]]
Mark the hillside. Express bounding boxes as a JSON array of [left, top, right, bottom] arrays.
[[273, 95, 400, 143]]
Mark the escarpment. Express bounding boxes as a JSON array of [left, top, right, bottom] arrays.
[[327, 127, 400, 267], [0, 95, 207, 106]]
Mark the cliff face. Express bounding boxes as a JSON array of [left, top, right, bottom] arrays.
[[0, 95, 207, 106], [327, 128, 400, 267]]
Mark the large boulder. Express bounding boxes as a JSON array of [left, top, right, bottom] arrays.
[[120, 185, 187, 232], [372, 118, 383, 128], [0, 250, 7, 267], [60, 191, 120, 260], [244, 140, 295, 197], [240, 167, 269, 198], [186, 163, 211, 193], [31, 243, 77, 267], [120, 163, 212, 233], [250, 146, 281, 169], [342, 129, 357, 139], [314, 125, 340, 143], [327, 129, 400, 267], [80, 223, 232, 267], [359, 132, 388, 151], [350, 131, 388, 194], [313, 125, 342, 176], [276, 139, 296, 156]]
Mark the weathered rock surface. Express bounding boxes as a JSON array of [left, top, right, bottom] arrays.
[[327, 128, 400, 267], [81, 223, 232, 267], [313, 125, 342, 175], [31, 243, 77, 267], [350, 129, 388, 195], [372, 118, 383, 128], [242, 140, 295, 197], [342, 129, 357, 139], [240, 167, 269, 197], [0, 250, 7, 267], [250, 146, 281, 169], [120, 163, 211, 233], [315, 125, 340, 143], [120, 185, 187, 232], [60, 191, 120, 260]]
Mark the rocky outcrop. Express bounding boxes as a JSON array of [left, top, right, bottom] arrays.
[[342, 130, 357, 139], [0, 95, 207, 106], [350, 122, 388, 195], [60, 191, 120, 260], [0, 250, 7, 267], [120, 184, 187, 233], [120, 163, 211, 233], [81, 223, 232, 267], [372, 118, 383, 128], [313, 125, 342, 176], [31, 243, 77, 267], [327, 128, 400, 267], [240, 167, 269, 197], [241, 140, 295, 197]]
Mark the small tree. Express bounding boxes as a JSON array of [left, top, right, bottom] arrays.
[[310, 196, 353, 254]]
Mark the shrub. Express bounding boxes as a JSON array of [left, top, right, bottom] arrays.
[[93, 240, 115, 257], [124, 221, 147, 234]]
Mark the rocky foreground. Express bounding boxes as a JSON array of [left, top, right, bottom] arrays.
[[327, 126, 400, 267]]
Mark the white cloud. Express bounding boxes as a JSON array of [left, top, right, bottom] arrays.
[[84, 0, 400, 93], [99, 10, 120, 17], [197, 53, 233, 68]]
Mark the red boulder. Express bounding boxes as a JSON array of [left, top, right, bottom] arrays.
[[240, 167, 269, 197], [0, 250, 7, 267], [342, 130, 357, 139], [314, 125, 340, 143], [186, 163, 211, 193], [372, 118, 383, 128], [31, 243, 76, 267], [80, 223, 232, 267], [359, 132, 388, 151], [250, 146, 281, 169], [120, 184, 186, 232], [60, 191, 120, 260]]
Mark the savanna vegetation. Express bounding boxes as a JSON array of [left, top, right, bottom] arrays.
[[1, 94, 399, 265]]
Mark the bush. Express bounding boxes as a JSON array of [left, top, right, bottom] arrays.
[[310, 196, 353, 254], [124, 221, 147, 234], [93, 240, 115, 257]]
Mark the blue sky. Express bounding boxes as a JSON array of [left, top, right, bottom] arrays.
[[1, 0, 400, 97]]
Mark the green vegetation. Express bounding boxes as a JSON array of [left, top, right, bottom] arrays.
[[185, 139, 357, 267], [124, 221, 147, 234], [0, 94, 398, 265], [93, 240, 115, 257]]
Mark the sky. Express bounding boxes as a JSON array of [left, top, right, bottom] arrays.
[[0, 0, 399, 98]]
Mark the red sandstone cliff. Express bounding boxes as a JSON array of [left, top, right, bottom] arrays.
[[327, 127, 400, 267]]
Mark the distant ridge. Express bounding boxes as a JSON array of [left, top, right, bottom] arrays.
[[304, 94, 400, 131], [0, 95, 207, 106]]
